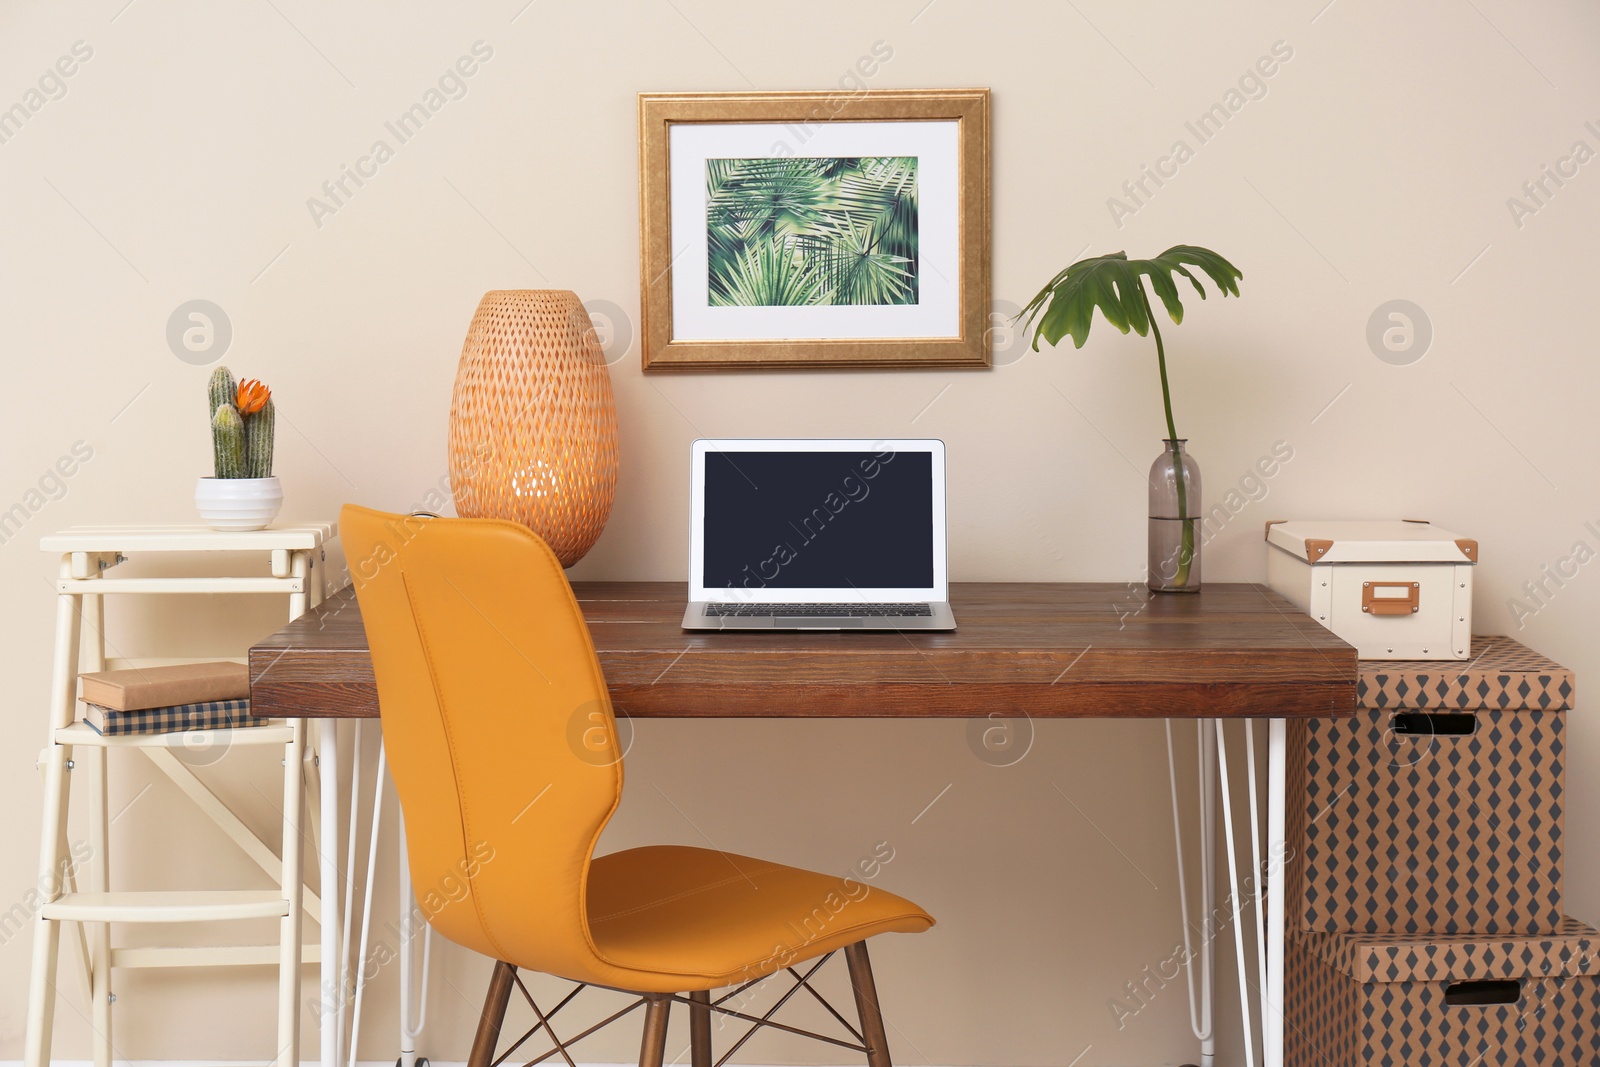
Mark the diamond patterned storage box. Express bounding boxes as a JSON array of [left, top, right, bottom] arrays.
[[1286, 919, 1600, 1066], [1288, 637, 1572, 934]]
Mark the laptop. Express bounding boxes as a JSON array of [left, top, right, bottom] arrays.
[[682, 439, 956, 631]]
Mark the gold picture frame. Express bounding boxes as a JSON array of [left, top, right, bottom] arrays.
[[638, 89, 991, 371]]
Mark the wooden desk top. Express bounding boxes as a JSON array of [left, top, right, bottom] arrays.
[[249, 582, 1356, 720]]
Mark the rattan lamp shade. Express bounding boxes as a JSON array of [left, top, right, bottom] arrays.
[[448, 290, 619, 567]]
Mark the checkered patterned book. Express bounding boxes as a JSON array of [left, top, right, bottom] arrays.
[[83, 698, 266, 736]]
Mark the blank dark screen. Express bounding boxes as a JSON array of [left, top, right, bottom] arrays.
[[702, 451, 934, 590]]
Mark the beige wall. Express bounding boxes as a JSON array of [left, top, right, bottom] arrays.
[[3, 1, 1599, 1063]]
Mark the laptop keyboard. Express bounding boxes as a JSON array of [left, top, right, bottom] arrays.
[[706, 602, 934, 618]]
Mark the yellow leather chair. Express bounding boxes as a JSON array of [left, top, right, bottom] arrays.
[[340, 505, 933, 1067]]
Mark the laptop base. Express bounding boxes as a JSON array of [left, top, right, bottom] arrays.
[[682, 602, 956, 632]]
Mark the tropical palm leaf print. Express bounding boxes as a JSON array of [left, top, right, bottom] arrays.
[[706, 156, 919, 307]]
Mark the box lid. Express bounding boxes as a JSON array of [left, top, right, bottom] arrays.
[[1298, 917, 1600, 983], [1359, 635, 1574, 710], [1265, 519, 1477, 564]]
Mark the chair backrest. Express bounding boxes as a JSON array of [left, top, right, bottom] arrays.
[[340, 504, 624, 977]]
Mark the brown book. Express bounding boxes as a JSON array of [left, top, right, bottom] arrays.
[[79, 662, 250, 712]]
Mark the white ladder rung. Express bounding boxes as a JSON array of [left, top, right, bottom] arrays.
[[112, 943, 322, 969], [54, 722, 293, 748], [55, 576, 305, 595], [42, 890, 290, 923]]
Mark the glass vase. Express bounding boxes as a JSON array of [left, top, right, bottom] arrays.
[[1148, 439, 1201, 593]]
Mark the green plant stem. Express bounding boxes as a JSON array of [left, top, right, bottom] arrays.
[[1143, 290, 1194, 588], [1146, 308, 1178, 443]]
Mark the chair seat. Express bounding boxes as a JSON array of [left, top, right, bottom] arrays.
[[586, 845, 933, 990]]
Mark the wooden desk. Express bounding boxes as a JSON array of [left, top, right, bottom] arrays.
[[250, 580, 1356, 1067], [250, 581, 1356, 720]]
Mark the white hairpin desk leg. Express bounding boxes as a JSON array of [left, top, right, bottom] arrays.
[[346, 736, 384, 1067], [398, 800, 432, 1067], [1262, 718, 1287, 1067], [318, 719, 343, 1067], [338, 720, 364, 1067], [1215, 720, 1256, 1067], [1166, 718, 1217, 1067], [1198, 720, 1216, 1067]]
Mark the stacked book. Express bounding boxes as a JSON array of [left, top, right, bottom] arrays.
[[79, 661, 263, 735]]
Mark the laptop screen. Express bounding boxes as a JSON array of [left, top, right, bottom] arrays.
[[690, 440, 947, 602]]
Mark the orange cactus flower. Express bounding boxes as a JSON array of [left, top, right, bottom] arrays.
[[235, 379, 271, 415]]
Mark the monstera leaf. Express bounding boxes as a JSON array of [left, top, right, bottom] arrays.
[[1020, 246, 1243, 351]]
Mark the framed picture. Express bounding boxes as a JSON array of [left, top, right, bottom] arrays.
[[638, 89, 990, 371]]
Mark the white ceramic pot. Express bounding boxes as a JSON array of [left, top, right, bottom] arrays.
[[195, 476, 282, 531]]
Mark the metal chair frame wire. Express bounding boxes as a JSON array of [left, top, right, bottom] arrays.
[[475, 947, 892, 1067]]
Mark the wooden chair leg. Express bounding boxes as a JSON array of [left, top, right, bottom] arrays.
[[639, 994, 672, 1067], [468, 961, 517, 1067], [689, 989, 712, 1067], [845, 941, 894, 1067]]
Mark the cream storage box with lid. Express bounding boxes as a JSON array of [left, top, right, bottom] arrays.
[[1265, 519, 1477, 660]]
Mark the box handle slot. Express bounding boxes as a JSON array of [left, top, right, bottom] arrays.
[[1443, 979, 1522, 1006], [1362, 581, 1420, 615], [1392, 713, 1478, 737]]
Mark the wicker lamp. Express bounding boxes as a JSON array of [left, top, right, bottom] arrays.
[[448, 290, 619, 567]]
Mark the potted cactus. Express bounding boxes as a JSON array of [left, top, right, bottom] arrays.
[[194, 366, 282, 531]]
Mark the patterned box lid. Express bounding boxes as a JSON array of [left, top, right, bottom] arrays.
[[1296, 917, 1600, 983], [1358, 635, 1573, 711]]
